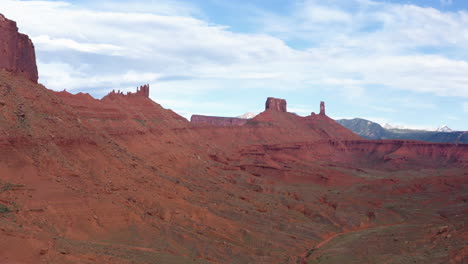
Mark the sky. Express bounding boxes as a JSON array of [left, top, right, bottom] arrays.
[[1, 0, 467, 130]]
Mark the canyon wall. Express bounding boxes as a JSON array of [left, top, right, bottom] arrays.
[[265, 97, 287, 112], [191, 115, 248, 126]]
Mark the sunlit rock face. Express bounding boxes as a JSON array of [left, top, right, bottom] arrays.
[[0, 14, 38, 82], [265, 97, 287, 112]]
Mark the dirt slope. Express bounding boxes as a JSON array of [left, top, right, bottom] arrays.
[[0, 70, 466, 264]]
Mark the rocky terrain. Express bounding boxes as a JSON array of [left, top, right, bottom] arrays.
[[0, 14, 467, 264], [337, 118, 467, 144], [191, 115, 248, 127]]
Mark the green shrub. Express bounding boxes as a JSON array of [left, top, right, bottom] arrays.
[[0, 204, 11, 214], [1, 183, 24, 192]]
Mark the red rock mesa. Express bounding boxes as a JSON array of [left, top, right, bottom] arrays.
[[265, 97, 287, 112]]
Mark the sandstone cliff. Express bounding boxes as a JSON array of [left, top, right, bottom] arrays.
[[0, 14, 38, 82], [265, 97, 287, 112], [191, 115, 248, 126]]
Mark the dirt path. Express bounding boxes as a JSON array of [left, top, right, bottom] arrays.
[[300, 222, 407, 263]]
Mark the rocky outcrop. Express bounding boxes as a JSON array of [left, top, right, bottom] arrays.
[[320, 101, 325, 115], [102, 84, 150, 99], [0, 14, 38, 82], [135, 84, 150, 97], [191, 115, 248, 126], [265, 97, 287, 112]]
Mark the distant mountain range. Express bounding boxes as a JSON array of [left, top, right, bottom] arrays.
[[336, 118, 467, 144]]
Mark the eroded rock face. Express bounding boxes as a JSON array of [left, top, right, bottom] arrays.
[[320, 101, 325, 115], [0, 14, 38, 82], [191, 115, 248, 126], [265, 97, 287, 112], [102, 84, 150, 100]]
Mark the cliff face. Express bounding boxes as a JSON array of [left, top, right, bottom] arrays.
[[101, 84, 150, 100], [319, 101, 325, 115], [265, 97, 287, 112], [191, 115, 248, 126], [0, 14, 38, 82]]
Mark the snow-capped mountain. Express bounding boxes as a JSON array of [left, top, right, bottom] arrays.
[[383, 123, 407, 130], [237, 112, 257, 119], [384, 123, 454, 132], [336, 118, 466, 143], [436, 125, 453, 132]]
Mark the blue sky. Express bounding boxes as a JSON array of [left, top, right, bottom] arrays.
[[1, 0, 467, 130]]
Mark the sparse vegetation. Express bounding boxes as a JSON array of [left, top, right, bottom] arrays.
[[135, 119, 147, 126], [246, 119, 261, 126], [0, 204, 11, 214], [0, 183, 25, 192]]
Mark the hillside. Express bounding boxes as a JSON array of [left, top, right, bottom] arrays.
[[0, 14, 467, 264]]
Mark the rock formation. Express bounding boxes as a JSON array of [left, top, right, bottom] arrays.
[[103, 84, 150, 99], [320, 101, 325, 115], [265, 97, 287, 112], [136, 84, 150, 97], [0, 14, 38, 82], [191, 115, 248, 126]]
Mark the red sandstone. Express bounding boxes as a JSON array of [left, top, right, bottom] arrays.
[[265, 97, 287, 112], [0, 14, 37, 82], [103, 84, 150, 99], [320, 101, 325, 115], [191, 115, 248, 126]]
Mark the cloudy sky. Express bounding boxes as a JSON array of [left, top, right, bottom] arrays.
[[1, 0, 467, 130]]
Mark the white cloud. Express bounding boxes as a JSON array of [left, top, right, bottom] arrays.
[[88, 0, 201, 17], [3, 0, 467, 96], [34, 35, 124, 54], [38, 61, 161, 91], [0, 0, 467, 125], [258, 0, 468, 97]]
